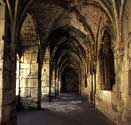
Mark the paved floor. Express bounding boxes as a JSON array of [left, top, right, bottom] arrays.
[[17, 93, 114, 125]]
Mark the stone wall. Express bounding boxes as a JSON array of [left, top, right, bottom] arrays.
[[94, 1, 131, 124], [16, 14, 40, 108], [41, 48, 50, 98], [17, 49, 38, 108]]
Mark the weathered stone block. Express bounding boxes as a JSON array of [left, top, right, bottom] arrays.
[[20, 69, 28, 78], [31, 53, 37, 63], [20, 63, 30, 69], [33, 46, 39, 53], [31, 88, 38, 98], [21, 88, 31, 97], [28, 79, 38, 87], [24, 54, 32, 63], [20, 79, 28, 88], [31, 64, 38, 73]]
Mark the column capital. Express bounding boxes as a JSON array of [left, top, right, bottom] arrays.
[[113, 42, 125, 58]]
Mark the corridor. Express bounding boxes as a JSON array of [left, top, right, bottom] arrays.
[[17, 94, 114, 125], [1, 1, 131, 125]]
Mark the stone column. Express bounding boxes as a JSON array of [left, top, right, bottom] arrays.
[[0, 3, 17, 124], [112, 43, 124, 125], [121, 35, 131, 125], [49, 59, 52, 102], [55, 70, 59, 95], [38, 61, 42, 109], [0, 3, 5, 123]]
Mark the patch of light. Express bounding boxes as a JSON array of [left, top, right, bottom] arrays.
[[42, 99, 83, 113]]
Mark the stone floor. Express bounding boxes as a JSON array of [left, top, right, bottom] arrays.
[[17, 93, 114, 125]]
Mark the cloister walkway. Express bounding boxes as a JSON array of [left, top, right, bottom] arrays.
[[17, 93, 114, 125]]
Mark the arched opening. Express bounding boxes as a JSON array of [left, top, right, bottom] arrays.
[[16, 14, 40, 109], [61, 67, 79, 93], [99, 30, 115, 90]]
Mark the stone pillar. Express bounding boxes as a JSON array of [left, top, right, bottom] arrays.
[[111, 43, 125, 125], [54, 68, 57, 96], [51, 68, 55, 96], [0, 3, 5, 123], [55, 70, 59, 95], [57, 73, 61, 94], [37, 62, 42, 109], [51, 68, 56, 96], [121, 35, 131, 125], [0, 3, 16, 125], [49, 59, 52, 101]]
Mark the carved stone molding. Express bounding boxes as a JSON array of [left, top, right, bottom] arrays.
[[113, 44, 124, 59], [127, 32, 131, 60]]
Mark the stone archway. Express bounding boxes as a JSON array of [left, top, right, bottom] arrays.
[[16, 14, 40, 109], [61, 67, 79, 93], [99, 30, 115, 90]]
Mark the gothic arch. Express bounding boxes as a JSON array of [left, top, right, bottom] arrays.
[[99, 29, 115, 90]]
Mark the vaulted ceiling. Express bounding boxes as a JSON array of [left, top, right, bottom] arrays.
[[3, 0, 126, 76]]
